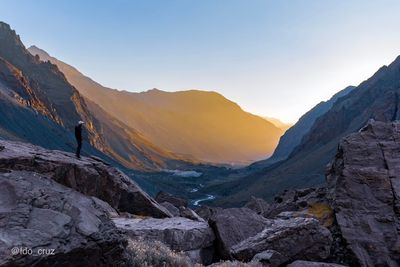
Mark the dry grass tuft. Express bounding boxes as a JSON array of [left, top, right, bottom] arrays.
[[126, 239, 199, 267], [307, 202, 334, 227]]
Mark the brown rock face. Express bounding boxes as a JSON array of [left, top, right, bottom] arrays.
[[0, 140, 171, 218], [326, 121, 400, 266]]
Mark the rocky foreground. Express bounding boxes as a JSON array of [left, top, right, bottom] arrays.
[[0, 120, 399, 267]]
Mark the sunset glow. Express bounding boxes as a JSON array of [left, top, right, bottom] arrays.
[[2, 0, 400, 123]]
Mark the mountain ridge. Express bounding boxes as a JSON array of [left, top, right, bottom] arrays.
[[0, 22, 197, 172], [211, 54, 400, 207], [29, 45, 284, 165]]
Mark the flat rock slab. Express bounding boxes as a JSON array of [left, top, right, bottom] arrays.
[[0, 170, 128, 267], [209, 207, 271, 259], [231, 217, 332, 262], [113, 216, 215, 251], [327, 121, 400, 266], [114, 216, 215, 265], [0, 140, 171, 218]]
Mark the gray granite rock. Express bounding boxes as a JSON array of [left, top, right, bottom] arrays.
[[0, 170, 129, 267], [0, 140, 171, 218], [244, 196, 270, 217], [326, 121, 400, 266], [160, 201, 180, 216], [179, 206, 205, 222], [209, 208, 271, 259], [251, 250, 288, 267], [231, 217, 332, 262], [113, 216, 215, 265]]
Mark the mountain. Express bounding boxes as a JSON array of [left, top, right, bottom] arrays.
[[211, 55, 400, 206], [28, 45, 284, 165], [0, 22, 191, 172], [256, 86, 355, 167], [0, 22, 104, 150], [263, 117, 292, 131]]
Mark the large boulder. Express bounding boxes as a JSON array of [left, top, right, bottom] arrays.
[[0, 169, 129, 267], [244, 196, 270, 217], [326, 121, 400, 266], [209, 208, 271, 259], [195, 205, 223, 221], [231, 217, 332, 262], [113, 216, 215, 265], [155, 191, 188, 208], [0, 140, 171, 218]]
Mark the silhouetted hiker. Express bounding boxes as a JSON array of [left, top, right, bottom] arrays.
[[75, 121, 84, 158]]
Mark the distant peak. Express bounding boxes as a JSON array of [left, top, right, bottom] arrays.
[[142, 88, 165, 94], [0, 21, 11, 30], [0, 21, 25, 49], [28, 45, 50, 57]]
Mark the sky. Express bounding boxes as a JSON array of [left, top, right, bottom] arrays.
[[1, 0, 400, 123]]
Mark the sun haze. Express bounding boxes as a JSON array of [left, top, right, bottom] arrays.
[[2, 0, 400, 123]]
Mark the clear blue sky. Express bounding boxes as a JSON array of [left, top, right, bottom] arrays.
[[2, 0, 400, 123]]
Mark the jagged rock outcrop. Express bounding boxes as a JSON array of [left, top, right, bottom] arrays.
[[231, 217, 332, 263], [113, 217, 215, 265], [326, 121, 400, 266], [0, 140, 172, 218], [0, 169, 129, 267], [209, 208, 271, 259]]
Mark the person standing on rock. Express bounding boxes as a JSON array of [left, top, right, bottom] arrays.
[[75, 121, 84, 159]]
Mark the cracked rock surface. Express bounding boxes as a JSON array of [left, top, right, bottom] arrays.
[[231, 217, 332, 263], [0, 170, 129, 267], [327, 121, 400, 266], [0, 140, 171, 218]]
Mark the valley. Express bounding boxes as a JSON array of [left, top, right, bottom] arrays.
[[3, 19, 400, 208]]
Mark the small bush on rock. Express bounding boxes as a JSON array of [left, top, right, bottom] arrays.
[[126, 239, 197, 267]]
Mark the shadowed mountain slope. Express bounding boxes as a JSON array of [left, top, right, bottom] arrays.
[[253, 86, 355, 168], [211, 55, 400, 207], [0, 22, 193, 171]]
